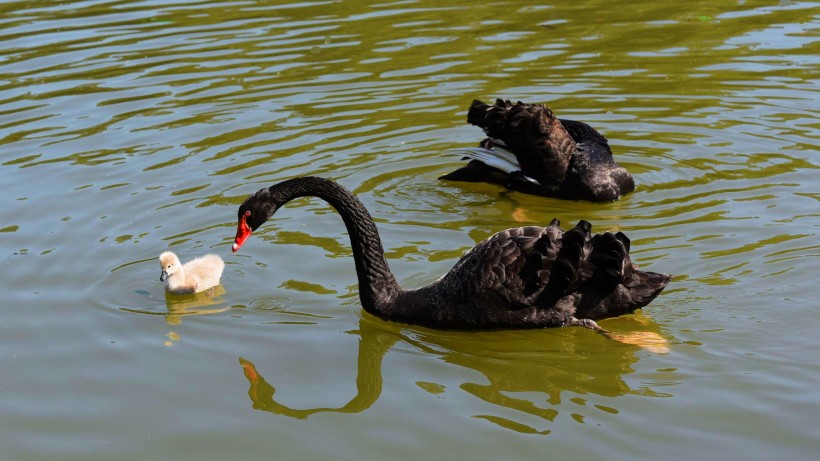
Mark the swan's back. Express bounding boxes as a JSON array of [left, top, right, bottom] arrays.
[[184, 254, 224, 291], [402, 220, 670, 329], [450, 99, 635, 201], [467, 99, 575, 187]]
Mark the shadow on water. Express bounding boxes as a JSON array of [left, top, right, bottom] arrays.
[[238, 311, 672, 434]]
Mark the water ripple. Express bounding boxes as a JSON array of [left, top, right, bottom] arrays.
[[0, 1, 818, 458]]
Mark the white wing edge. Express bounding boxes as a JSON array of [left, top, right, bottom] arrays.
[[444, 145, 540, 185]]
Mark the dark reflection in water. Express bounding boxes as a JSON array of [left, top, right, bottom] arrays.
[[239, 318, 394, 419], [239, 313, 671, 434]]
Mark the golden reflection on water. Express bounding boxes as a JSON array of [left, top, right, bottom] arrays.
[[118, 284, 229, 343], [238, 311, 671, 433], [162, 284, 229, 326]]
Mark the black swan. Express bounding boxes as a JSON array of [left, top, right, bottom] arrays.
[[440, 99, 635, 202], [232, 177, 670, 330]]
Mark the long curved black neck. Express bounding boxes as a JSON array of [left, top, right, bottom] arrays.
[[265, 177, 402, 316]]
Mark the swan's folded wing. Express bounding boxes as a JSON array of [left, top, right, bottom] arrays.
[[586, 232, 630, 284], [467, 99, 575, 186], [455, 224, 564, 310], [531, 220, 592, 307]]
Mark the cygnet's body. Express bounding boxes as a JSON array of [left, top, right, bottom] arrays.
[[159, 251, 224, 294]]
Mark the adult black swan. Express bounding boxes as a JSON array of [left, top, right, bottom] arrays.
[[232, 177, 670, 330], [440, 99, 635, 202]]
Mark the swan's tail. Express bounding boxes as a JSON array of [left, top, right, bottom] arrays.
[[624, 270, 672, 308]]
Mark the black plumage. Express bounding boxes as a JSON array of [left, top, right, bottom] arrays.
[[232, 177, 670, 331], [441, 99, 636, 202]]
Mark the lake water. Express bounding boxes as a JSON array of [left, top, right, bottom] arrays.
[[1, 1, 818, 459]]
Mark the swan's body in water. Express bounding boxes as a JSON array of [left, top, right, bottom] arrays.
[[159, 251, 224, 294], [441, 99, 635, 202], [232, 177, 670, 330]]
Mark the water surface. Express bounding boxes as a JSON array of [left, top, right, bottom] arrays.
[[1, 1, 818, 459]]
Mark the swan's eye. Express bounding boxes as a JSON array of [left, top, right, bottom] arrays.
[[244, 210, 251, 217]]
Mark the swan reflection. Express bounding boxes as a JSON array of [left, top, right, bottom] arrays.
[[239, 316, 394, 419], [238, 312, 672, 433], [119, 285, 229, 327]]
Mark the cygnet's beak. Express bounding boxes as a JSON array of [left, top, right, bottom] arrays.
[[160, 270, 168, 282]]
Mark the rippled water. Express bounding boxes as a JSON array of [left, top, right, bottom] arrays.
[[1, 1, 818, 459]]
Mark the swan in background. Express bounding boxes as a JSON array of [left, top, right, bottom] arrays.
[[441, 99, 635, 202]]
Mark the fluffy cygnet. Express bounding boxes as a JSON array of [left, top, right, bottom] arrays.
[[159, 251, 224, 294]]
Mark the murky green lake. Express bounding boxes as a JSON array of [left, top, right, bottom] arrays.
[[1, 1, 818, 459]]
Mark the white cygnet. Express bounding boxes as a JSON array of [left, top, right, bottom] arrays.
[[159, 251, 224, 294]]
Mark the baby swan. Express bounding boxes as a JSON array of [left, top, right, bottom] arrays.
[[158, 251, 224, 294]]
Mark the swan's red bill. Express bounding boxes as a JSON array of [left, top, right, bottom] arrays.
[[232, 211, 252, 253]]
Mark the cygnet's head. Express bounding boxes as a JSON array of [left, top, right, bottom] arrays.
[[158, 251, 181, 281]]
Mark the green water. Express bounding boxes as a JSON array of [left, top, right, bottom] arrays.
[[1, 1, 818, 459]]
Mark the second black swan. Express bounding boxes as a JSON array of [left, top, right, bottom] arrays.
[[232, 176, 670, 330], [440, 98, 635, 202]]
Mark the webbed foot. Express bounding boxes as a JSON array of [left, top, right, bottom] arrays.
[[564, 316, 606, 332]]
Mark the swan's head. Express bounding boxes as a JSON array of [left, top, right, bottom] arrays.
[[158, 251, 181, 281], [232, 188, 277, 253]]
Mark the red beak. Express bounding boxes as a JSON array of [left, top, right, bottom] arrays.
[[232, 211, 252, 253]]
